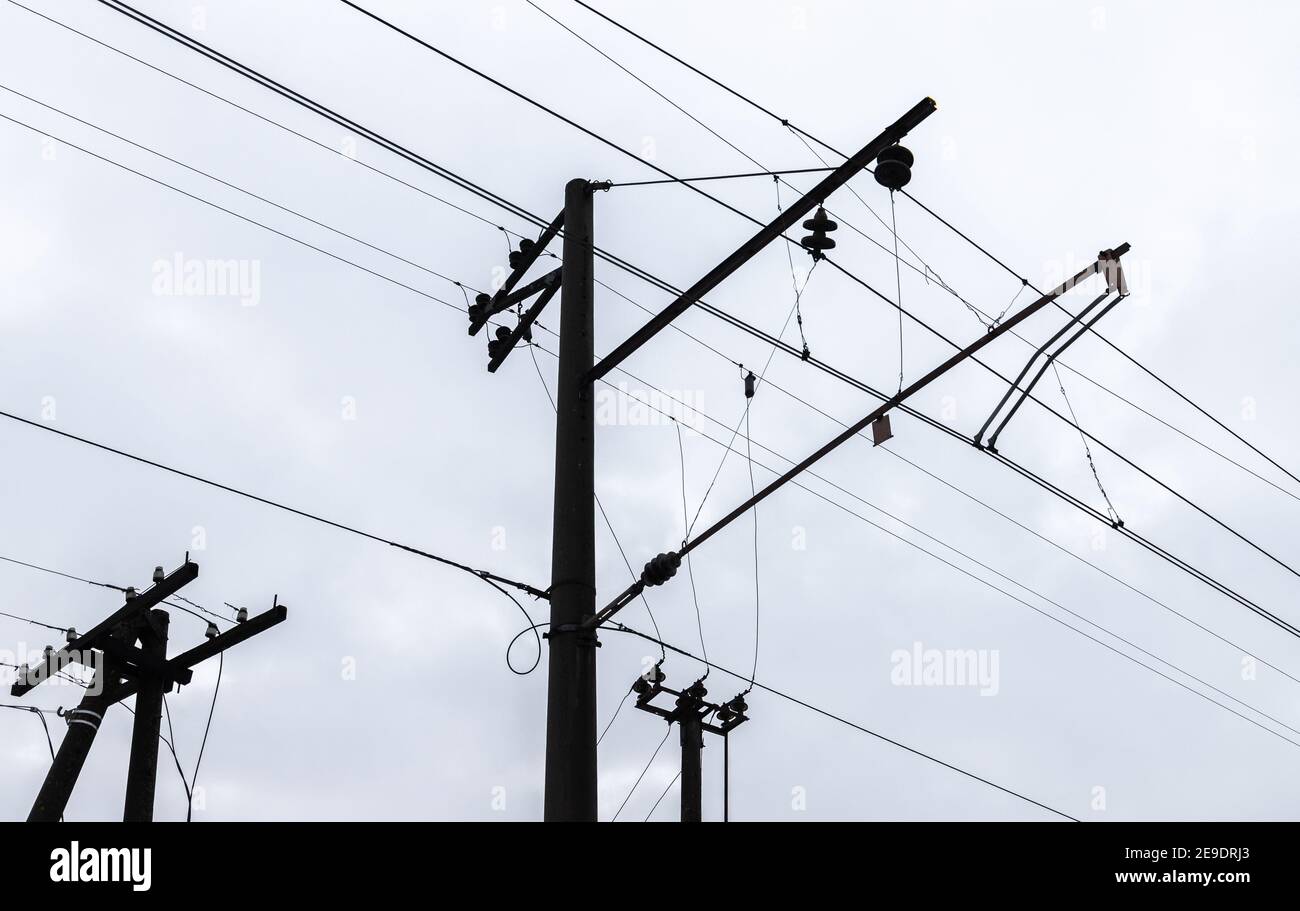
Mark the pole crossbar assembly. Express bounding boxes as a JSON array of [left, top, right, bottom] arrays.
[[586, 97, 939, 384], [14, 557, 288, 822], [587, 245, 1129, 629], [630, 669, 749, 822], [11, 559, 198, 698], [468, 209, 564, 336]]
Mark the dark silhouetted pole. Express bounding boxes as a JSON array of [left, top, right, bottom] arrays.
[[123, 609, 169, 822], [27, 640, 128, 822], [679, 710, 703, 822], [544, 178, 597, 821]]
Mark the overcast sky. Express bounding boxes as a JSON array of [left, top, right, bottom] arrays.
[[2, 0, 1299, 821]]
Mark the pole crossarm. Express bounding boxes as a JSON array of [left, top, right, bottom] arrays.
[[586, 244, 1130, 628], [106, 603, 288, 704], [10, 559, 198, 697], [468, 209, 564, 336], [487, 270, 562, 373], [586, 96, 939, 384]]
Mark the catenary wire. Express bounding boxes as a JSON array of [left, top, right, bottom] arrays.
[[67, 0, 1297, 559], [7, 26, 1289, 675], [565, 0, 1300, 494], [593, 373, 1300, 747]]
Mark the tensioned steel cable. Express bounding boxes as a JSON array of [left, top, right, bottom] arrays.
[[8, 93, 1290, 649], [590, 373, 1300, 748], [65, 0, 1286, 558], [51, 0, 1298, 517], [320, 0, 1300, 589], [7, 18, 1293, 647], [566, 0, 1300, 493]]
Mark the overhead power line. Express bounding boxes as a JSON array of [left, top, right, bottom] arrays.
[[567, 0, 1300, 495], [319, 0, 1300, 597], [17, 0, 1296, 683], [7, 81, 1288, 658], [582, 368, 1300, 749], [64, 0, 1297, 531], [0, 405, 546, 601], [603, 622, 1079, 821]]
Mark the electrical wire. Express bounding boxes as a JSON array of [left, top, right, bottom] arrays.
[[161, 696, 193, 817], [63, 0, 1289, 577], [48, 0, 1298, 524], [596, 374, 1300, 748], [744, 403, 760, 691], [20, 3, 1300, 816], [325, 0, 1300, 601], [597, 684, 633, 746], [603, 622, 1078, 821], [674, 421, 709, 667], [566, 0, 1300, 495], [1052, 362, 1121, 524], [7, 3, 1289, 701], [611, 722, 672, 821], [0, 82, 482, 299], [8, 84, 1291, 685], [608, 167, 834, 187], [186, 652, 222, 822], [0, 403, 543, 605], [644, 770, 680, 821], [0, 609, 69, 634]]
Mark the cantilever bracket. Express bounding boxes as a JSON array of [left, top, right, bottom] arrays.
[[975, 249, 1130, 452]]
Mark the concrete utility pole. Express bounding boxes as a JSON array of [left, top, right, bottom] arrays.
[[544, 178, 598, 821]]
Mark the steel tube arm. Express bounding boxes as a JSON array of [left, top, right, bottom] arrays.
[[586, 245, 1128, 627]]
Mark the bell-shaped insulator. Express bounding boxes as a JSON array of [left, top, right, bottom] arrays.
[[152, 566, 165, 583], [469, 292, 491, 323], [66, 627, 77, 643], [205, 621, 219, 639], [124, 587, 138, 600], [800, 207, 838, 260], [508, 239, 535, 271], [874, 144, 914, 190], [487, 324, 512, 361], [236, 606, 249, 623]]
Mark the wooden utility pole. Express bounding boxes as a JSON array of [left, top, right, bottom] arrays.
[[14, 558, 287, 822]]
